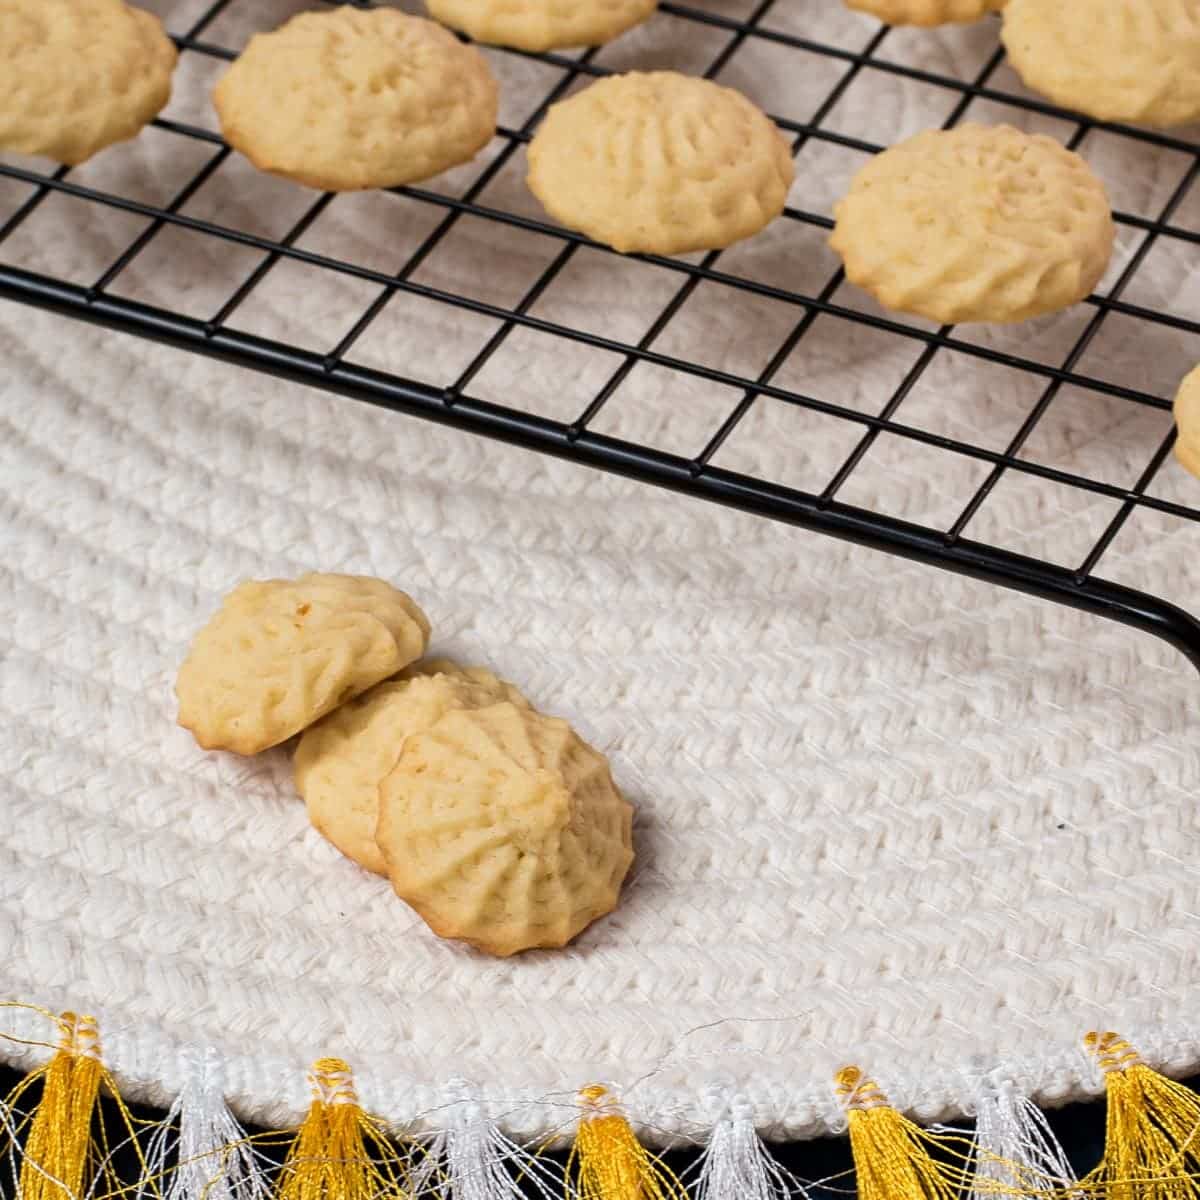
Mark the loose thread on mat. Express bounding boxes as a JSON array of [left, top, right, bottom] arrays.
[[1082, 1031, 1200, 1200], [568, 1085, 687, 1200]]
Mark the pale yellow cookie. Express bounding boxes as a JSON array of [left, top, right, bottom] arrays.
[[378, 702, 634, 956], [1174, 365, 1200, 480], [1002, 0, 1200, 129], [0, 0, 176, 165], [176, 574, 431, 755], [829, 124, 1115, 324], [212, 8, 498, 191], [294, 659, 530, 875], [844, 0, 1005, 25], [527, 71, 794, 256], [426, 0, 656, 52]]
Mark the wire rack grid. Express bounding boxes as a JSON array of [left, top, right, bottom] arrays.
[[3, 0, 1200, 669]]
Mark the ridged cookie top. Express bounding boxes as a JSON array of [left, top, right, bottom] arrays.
[[294, 659, 530, 876], [526, 71, 795, 255], [0, 0, 177, 165], [830, 124, 1115, 324], [1174, 365, 1200, 481], [212, 8, 498, 191], [378, 702, 634, 956], [176, 573, 430, 755], [426, 0, 656, 51], [845, 0, 1005, 25], [1002, 0, 1200, 129]]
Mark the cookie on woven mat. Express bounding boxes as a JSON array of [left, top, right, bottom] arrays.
[[378, 702, 634, 956], [294, 659, 531, 875], [844, 0, 1005, 26], [829, 124, 1115, 324], [176, 574, 430, 755], [526, 71, 794, 256], [1002, 0, 1200, 129], [1174, 366, 1200, 481], [0, 0, 176, 165], [212, 8, 498, 191], [426, 0, 656, 52]]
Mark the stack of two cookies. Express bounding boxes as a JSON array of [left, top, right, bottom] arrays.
[[176, 573, 633, 957]]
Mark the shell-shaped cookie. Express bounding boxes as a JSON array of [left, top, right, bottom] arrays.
[[1174, 365, 1200, 481], [0, 0, 177, 165], [527, 72, 795, 256], [829, 124, 1115, 324], [426, 0, 656, 52], [378, 702, 634, 956], [212, 8, 498, 191], [845, 0, 1004, 24], [176, 573, 431, 755], [294, 659, 530, 875], [1002, 0, 1200, 129]]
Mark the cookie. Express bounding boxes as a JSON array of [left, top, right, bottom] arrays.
[[1174, 365, 1200, 481], [829, 124, 1115, 324], [426, 0, 656, 52], [1002, 0, 1200, 129], [844, 0, 1005, 24], [212, 8, 498, 192], [378, 702, 634, 956], [526, 71, 794, 256], [294, 659, 530, 875], [176, 574, 430, 755], [0, 0, 177, 165]]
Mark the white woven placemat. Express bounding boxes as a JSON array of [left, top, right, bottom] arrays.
[[2, 0, 1200, 1145]]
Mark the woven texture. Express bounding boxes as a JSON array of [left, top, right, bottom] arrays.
[[3, 1, 1200, 1144]]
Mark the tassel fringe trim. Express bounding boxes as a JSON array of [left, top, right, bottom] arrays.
[[1, 1007, 1199, 1200]]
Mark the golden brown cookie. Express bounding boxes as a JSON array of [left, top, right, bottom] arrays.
[[378, 702, 634, 956], [829, 124, 1115, 324], [176, 574, 430, 755], [1174, 365, 1200, 480], [1002, 0, 1200, 129], [845, 0, 1005, 24], [526, 71, 794, 255], [426, 0, 656, 52], [212, 8, 498, 191], [0, 0, 177, 165], [294, 660, 530, 875]]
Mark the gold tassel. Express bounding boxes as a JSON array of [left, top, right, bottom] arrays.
[[1083, 1031, 1200, 1200], [276, 1057, 409, 1200], [836, 1066, 977, 1200], [17, 1012, 106, 1200], [568, 1085, 686, 1200]]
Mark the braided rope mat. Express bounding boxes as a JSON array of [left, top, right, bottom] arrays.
[[2, 0, 1200, 1143]]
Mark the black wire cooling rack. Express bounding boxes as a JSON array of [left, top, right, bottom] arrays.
[[4, 0, 1200, 668]]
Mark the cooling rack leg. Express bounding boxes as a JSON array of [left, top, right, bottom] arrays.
[[4, 273, 1200, 678]]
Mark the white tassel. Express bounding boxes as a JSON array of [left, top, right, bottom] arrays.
[[696, 1093, 805, 1200], [970, 1077, 1076, 1200], [422, 1081, 562, 1200], [140, 1046, 272, 1200]]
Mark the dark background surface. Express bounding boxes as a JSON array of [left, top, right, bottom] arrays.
[[4, 1061, 1177, 1195]]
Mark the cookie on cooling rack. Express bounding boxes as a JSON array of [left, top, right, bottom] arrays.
[[1002, 0, 1200, 129], [1174, 366, 1200, 481], [212, 8, 498, 191], [176, 574, 431, 756], [526, 71, 794, 256], [378, 702, 633, 956], [843, 0, 1005, 25], [0, 0, 177, 165], [829, 124, 1115, 324], [426, 0, 656, 52], [294, 659, 531, 876]]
